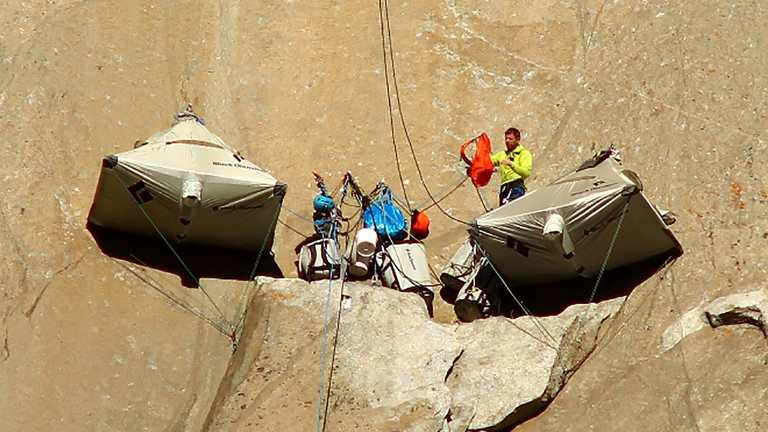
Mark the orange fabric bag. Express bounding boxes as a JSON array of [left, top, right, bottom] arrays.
[[410, 210, 430, 240], [459, 132, 493, 187]]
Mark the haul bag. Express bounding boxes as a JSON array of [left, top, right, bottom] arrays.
[[363, 187, 407, 241], [298, 238, 342, 281]]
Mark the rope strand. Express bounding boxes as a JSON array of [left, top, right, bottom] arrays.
[[378, 0, 411, 213], [378, 0, 473, 227]]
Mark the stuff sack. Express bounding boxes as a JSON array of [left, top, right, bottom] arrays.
[[298, 238, 342, 281], [363, 186, 407, 241], [459, 132, 493, 187], [410, 210, 430, 240]]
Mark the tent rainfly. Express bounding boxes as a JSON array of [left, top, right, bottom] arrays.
[[445, 149, 682, 289], [88, 110, 286, 251]]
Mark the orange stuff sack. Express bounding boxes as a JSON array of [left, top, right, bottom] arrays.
[[459, 132, 493, 187], [410, 210, 430, 240]]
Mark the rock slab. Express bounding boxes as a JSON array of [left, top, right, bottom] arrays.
[[206, 278, 623, 432], [662, 289, 768, 352]]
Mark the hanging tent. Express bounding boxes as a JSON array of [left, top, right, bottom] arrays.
[[457, 151, 681, 288], [88, 111, 286, 252]]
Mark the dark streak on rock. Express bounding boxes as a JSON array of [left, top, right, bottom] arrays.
[[0, 325, 9, 362], [24, 255, 84, 318], [705, 307, 767, 337], [444, 349, 464, 383]]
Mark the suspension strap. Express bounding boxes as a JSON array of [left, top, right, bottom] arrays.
[[579, 195, 632, 324], [230, 192, 287, 346], [115, 173, 229, 323], [115, 257, 231, 338], [476, 246, 559, 349]]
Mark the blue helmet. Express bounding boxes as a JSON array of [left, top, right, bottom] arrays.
[[313, 194, 336, 212]]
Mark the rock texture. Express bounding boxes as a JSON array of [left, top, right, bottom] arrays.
[[0, 270, 241, 431], [204, 278, 622, 432], [1, 1, 767, 431], [662, 289, 768, 352], [447, 300, 621, 431]]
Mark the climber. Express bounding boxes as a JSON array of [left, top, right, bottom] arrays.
[[490, 127, 533, 206]]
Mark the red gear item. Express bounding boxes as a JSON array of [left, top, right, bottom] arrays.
[[410, 210, 430, 240], [459, 132, 493, 187]]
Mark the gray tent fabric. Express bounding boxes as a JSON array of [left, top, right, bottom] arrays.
[[88, 116, 286, 251], [468, 153, 681, 287]]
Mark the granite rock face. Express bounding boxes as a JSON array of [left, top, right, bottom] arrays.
[[447, 300, 621, 431], [662, 289, 768, 352], [1, 1, 767, 431], [205, 278, 622, 432]]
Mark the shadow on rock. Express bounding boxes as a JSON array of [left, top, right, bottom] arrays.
[[87, 222, 283, 287], [502, 252, 678, 318], [444, 251, 679, 320]]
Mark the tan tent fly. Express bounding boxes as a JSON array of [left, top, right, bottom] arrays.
[[443, 148, 681, 289], [88, 107, 286, 251]]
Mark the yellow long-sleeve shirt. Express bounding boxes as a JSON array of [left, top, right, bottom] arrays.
[[490, 144, 533, 185]]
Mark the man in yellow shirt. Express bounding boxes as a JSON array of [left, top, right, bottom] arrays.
[[490, 127, 533, 206]]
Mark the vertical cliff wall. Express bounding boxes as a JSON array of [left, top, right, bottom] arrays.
[[0, 1, 766, 431]]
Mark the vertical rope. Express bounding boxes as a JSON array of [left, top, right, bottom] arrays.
[[377, 0, 473, 227], [377, 0, 411, 212], [315, 178, 355, 432]]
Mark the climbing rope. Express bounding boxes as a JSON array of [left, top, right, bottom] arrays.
[[115, 257, 232, 338], [474, 185, 490, 212], [315, 177, 355, 432], [377, 0, 474, 227], [592, 255, 678, 357], [319, 215, 363, 432], [277, 218, 311, 239], [282, 205, 316, 224], [315, 264, 341, 432], [377, 0, 411, 213]]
